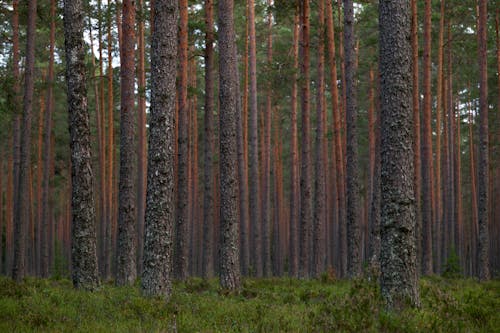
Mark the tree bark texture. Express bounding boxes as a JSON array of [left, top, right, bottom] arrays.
[[141, 0, 178, 298], [64, 0, 100, 290], [343, 0, 361, 278], [117, 0, 137, 286], [379, 0, 420, 309], [218, 0, 241, 290]]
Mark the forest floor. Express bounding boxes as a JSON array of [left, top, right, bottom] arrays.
[[0, 274, 498, 332]]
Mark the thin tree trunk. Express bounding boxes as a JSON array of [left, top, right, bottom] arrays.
[[343, 0, 361, 278], [218, 0, 241, 290], [175, 0, 189, 280], [468, 100, 479, 276], [313, 0, 326, 278], [202, 0, 215, 280], [379, 0, 420, 309], [136, 0, 147, 276], [248, 0, 262, 277], [299, 0, 312, 279], [64, 0, 100, 290], [477, 0, 490, 281], [116, 0, 137, 285], [141, 0, 178, 298], [262, 0, 273, 277], [13, 0, 37, 282], [0, 148, 3, 273], [289, 9, 300, 278], [36, 85, 45, 276], [455, 98, 463, 269], [6, 136, 14, 275], [421, 0, 433, 275]]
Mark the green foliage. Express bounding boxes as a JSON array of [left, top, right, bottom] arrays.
[[0, 276, 498, 332], [443, 248, 462, 279]]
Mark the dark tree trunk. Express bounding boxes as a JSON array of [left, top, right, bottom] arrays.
[[13, 0, 37, 282], [421, 0, 434, 275], [64, 0, 100, 290], [343, 0, 361, 278], [299, 0, 312, 279], [175, 0, 190, 281], [217, 0, 241, 290], [379, 0, 420, 309], [137, 0, 147, 276], [248, 0, 262, 277], [289, 9, 300, 278], [141, 0, 178, 298], [313, 0, 326, 278], [117, 0, 137, 286], [477, 0, 490, 281], [41, 0, 56, 278], [202, 0, 215, 279]]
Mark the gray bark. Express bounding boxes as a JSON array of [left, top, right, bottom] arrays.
[[64, 0, 100, 290], [218, 0, 241, 290], [379, 0, 420, 309], [343, 0, 361, 278], [141, 0, 178, 298]]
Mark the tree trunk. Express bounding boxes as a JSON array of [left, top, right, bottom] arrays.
[[289, 9, 300, 278], [313, 0, 326, 278], [116, 0, 137, 286], [238, 0, 250, 277], [262, 0, 273, 277], [175, 0, 190, 281], [202, 0, 215, 280], [36, 83, 45, 276], [421, 0, 433, 275], [379, 0, 420, 309], [299, 0, 312, 279], [141, 0, 177, 298], [248, 0, 262, 277], [136, 0, 147, 276], [64, 0, 100, 290], [343, 0, 361, 278], [218, 0, 241, 290], [13, 0, 37, 282], [477, 0, 490, 281]]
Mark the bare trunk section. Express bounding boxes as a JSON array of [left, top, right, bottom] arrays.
[[141, 0, 177, 298], [202, 0, 215, 279], [343, 0, 361, 278], [13, 0, 37, 282], [289, 9, 300, 278], [299, 0, 312, 279], [175, 0, 190, 280], [117, 0, 137, 286], [313, 0, 326, 278], [421, 0, 433, 275], [477, 0, 490, 281], [218, 0, 241, 290], [64, 0, 100, 290], [379, 0, 420, 309]]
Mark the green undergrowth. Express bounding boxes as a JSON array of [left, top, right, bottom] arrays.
[[0, 275, 498, 332]]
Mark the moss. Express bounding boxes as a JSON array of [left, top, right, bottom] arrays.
[[0, 276, 498, 332]]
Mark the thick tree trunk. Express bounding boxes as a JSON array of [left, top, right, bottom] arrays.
[[343, 0, 361, 278], [217, 0, 241, 290], [379, 0, 420, 309], [289, 9, 300, 278], [421, 0, 433, 275], [64, 0, 100, 290], [299, 0, 312, 279], [202, 0, 215, 279], [477, 0, 490, 281], [117, 0, 137, 286], [141, 0, 177, 298], [313, 0, 326, 278], [175, 0, 190, 281], [13, 0, 37, 282]]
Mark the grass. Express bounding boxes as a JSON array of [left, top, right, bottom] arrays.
[[0, 275, 498, 332]]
